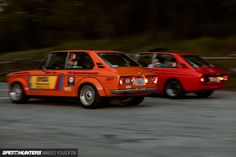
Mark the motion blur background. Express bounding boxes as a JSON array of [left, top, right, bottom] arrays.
[[0, 0, 235, 88]]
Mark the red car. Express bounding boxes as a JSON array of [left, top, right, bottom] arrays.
[[136, 52, 228, 98]]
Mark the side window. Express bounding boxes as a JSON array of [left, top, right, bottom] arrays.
[[45, 52, 67, 70], [138, 54, 154, 67], [153, 54, 177, 68], [67, 52, 94, 70]]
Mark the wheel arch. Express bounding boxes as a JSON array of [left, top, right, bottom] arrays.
[[9, 78, 28, 92], [163, 77, 185, 92], [76, 78, 107, 96], [8, 79, 29, 104]]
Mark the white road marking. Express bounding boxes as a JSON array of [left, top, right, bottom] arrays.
[[0, 97, 9, 100]]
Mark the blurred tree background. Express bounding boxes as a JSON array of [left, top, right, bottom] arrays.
[[0, 0, 236, 53], [0, 0, 236, 87]]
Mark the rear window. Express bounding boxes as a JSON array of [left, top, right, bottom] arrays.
[[182, 55, 210, 67], [98, 53, 140, 67]]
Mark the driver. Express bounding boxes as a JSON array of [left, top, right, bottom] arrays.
[[68, 53, 79, 69]]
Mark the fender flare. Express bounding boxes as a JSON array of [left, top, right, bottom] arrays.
[[76, 77, 107, 96], [9, 78, 29, 95], [163, 78, 185, 92]]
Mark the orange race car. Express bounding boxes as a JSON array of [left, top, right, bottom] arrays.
[[7, 50, 158, 108]]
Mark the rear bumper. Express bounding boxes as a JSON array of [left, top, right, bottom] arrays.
[[186, 82, 225, 92], [199, 84, 224, 90], [111, 88, 158, 94]]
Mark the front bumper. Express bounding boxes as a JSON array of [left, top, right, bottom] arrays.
[[111, 88, 158, 94]]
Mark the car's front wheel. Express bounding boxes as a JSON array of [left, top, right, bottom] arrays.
[[9, 83, 28, 103], [79, 84, 103, 109], [164, 80, 184, 98], [195, 90, 214, 98]]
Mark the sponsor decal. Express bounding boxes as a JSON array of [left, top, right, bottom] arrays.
[[64, 87, 72, 91], [30, 76, 59, 90]]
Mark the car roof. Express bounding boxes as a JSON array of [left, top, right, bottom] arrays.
[[51, 50, 124, 53], [139, 51, 193, 56]]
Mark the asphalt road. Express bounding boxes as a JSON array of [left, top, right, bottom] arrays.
[[0, 82, 236, 157]]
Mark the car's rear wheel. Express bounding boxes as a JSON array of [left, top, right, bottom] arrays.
[[164, 80, 184, 98], [195, 90, 214, 98], [79, 84, 103, 109], [9, 83, 28, 103]]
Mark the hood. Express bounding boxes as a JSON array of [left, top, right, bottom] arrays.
[[194, 67, 226, 75], [113, 67, 153, 76]]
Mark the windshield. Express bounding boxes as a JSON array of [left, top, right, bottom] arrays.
[[182, 55, 210, 68], [98, 53, 140, 67]]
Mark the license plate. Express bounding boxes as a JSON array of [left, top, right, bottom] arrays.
[[134, 78, 144, 86], [209, 77, 218, 82]]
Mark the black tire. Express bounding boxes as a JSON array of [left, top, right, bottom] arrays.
[[9, 83, 28, 104], [164, 80, 184, 98], [126, 96, 145, 106], [78, 84, 103, 109], [196, 90, 214, 98]]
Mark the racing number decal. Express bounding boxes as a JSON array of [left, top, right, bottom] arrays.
[[30, 76, 62, 90]]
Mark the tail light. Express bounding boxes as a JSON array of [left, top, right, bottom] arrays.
[[144, 78, 149, 84], [200, 75, 228, 83], [119, 76, 158, 86], [144, 76, 158, 84], [223, 75, 228, 81], [152, 76, 158, 84], [119, 76, 133, 85], [200, 77, 205, 82]]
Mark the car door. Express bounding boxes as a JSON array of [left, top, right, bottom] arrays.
[[62, 52, 96, 97], [28, 52, 68, 96], [147, 53, 180, 92]]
